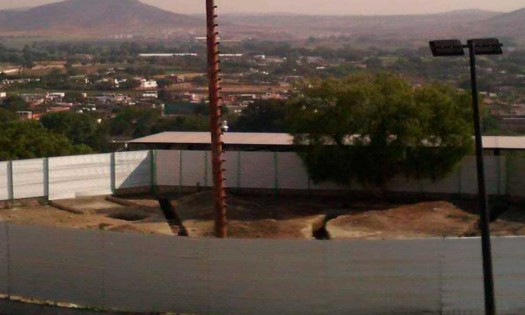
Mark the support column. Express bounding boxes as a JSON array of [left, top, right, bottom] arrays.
[[206, 0, 227, 238]]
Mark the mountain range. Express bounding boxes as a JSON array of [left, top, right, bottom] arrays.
[[0, 0, 201, 37], [0, 0, 523, 44]]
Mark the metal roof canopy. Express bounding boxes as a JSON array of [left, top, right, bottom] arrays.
[[129, 132, 295, 146], [129, 132, 525, 150]]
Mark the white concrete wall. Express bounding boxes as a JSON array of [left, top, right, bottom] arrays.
[[49, 154, 112, 200], [1, 224, 525, 314], [507, 158, 525, 198], [0, 151, 518, 201], [0, 162, 9, 201], [155, 150, 506, 195], [12, 159, 45, 200], [115, 151, 151, 189]]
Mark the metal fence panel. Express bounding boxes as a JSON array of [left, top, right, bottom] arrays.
[[0, 222, 8, 295], [102, 231, 209, 313], [8, 224, 104, 306], [2, 224, 525, 314], [492, 237, 525, 314], [12, 158, 45, 200], [441, 238, 484, 314], [327, 239, 443, 314]]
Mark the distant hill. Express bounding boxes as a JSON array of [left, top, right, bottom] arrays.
[[0, 0, 201, 37], [222, 9, 525, 45], [0, 1, 523, 45], [481, 8, 525, 38], [222, 9, 503, 41]]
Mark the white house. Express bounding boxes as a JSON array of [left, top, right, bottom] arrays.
[[0, 92, 6, 98], [140, 79, 158, 89]]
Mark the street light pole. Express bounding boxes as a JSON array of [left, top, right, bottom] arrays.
[[430, 38, 502, 315], [467, 40, 496, 315]]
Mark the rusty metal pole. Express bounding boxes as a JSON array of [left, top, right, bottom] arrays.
[[206, 0, 227, 238]]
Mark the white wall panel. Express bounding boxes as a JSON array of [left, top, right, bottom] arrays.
[[0, 162, 8, 201], [115, 151, 151, 189], [180, 151, 206, 187], [49, 154, 111, 200], [156, 150, 180, 186], [507, 158, 525, 197], [240, 152, 275, 189], [12, 158, 45, 199], [223, 151, 241, 188], [277, 152, 309, 190]]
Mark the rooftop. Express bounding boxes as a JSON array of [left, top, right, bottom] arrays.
[[129, 132, 525, 150]]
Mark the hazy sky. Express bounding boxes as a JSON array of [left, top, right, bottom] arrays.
[[1, 0, 524, 15]]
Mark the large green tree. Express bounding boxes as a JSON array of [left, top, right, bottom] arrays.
[[288, 73, 473, 192], [0, 121, 92, 160], [233, 100, 288, 133], [40, 112, 99, 148]]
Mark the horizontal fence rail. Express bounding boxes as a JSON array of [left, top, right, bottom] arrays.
[[0, 222, 525, 314], [0, 150, 522, 202]]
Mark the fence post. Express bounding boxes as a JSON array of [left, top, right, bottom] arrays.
[[4, 223, 11, 298], [273, 152, 279, 199], [43, 158, 50, 201], [179, 150, 183, 194], [204, 151, 209, 187], [150, 150, 157, 195], [7, 161, 14, 208], [110, 153, 116, 194], [237, 151, 241, 188]]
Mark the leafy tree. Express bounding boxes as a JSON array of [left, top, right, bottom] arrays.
[[0, 108, 17, 124], [0, 121, 92, 160], [109, 108, 162, 138], [120, 79, 141, 90], [288, 73, 473, 193], [151, 116, 209, 133], [40, 112, 99, 147], [1, 96, 29, 112], [157, 78, 175, 89], [64, 91, 86, 103], [233, 100, 288, 133]]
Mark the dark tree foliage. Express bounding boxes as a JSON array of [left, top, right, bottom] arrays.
[[288, 73, 473, 192], [40, 112, 100, 149], [1, 96, 29, 112], [233, 100, 288, 133], [0, 121, 92, 160]]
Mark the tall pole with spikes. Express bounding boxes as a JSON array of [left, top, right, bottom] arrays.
[[206, 0, 227, 238]]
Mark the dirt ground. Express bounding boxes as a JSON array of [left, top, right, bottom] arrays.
[[171, 191, 326, 239], [326, 201, 479, 240], [1, 192, 525, 240], [0, 196, 174, 235]]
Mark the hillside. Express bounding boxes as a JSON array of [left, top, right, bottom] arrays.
[[0, 0, 201, 37], [223, 10, 502, 40], [482, 8, 525, 38]]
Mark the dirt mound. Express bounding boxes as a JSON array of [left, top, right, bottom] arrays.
[[172, 191, 325, 239], [326, 201, 479, 240]]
